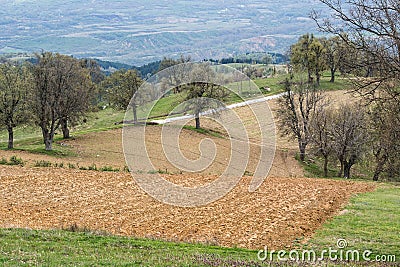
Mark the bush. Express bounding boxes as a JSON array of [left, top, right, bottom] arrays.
[[68, 163, 76, 169], [54, 162, 64, 168], [8, 156, 24, 166], [99, 166, 119, 172], [88, 163, 97, 171], [33, 160, 52, 167], [0, 157, 7, 165]]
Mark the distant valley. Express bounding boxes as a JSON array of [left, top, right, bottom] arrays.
[[0, 0, 325, 66]]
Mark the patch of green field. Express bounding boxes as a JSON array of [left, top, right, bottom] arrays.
[[0, 228, 262, 267], [146, 92, 187, 119], [304, 184, 399, 263], [182, 125, 225, 139], [319, 73, 352, 91], [0, 108, 125, 145]]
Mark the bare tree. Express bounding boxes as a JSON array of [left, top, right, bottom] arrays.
[[31, 52, 94, 150], [369, 101, 400, 181], [277, 77, 324, 161], [309, 101, 334, 177], [331, 103, 368, 178], [312, 0, 400, 103], [313, 0, 400, 180], [58, 58, 95, 139], [158, 55, 191, 94], [0, 63, 30, 149]]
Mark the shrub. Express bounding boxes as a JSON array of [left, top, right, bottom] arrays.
[[8, 156, 24, 166], [54, 162, 64, 168], [33, 160, 52, 167], [0, 157, 7, 165], [68, 163, 76, 169], [99, 166, 119, 172], [88, 163, 97, 171]]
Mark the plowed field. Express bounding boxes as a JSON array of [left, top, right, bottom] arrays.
[[0, 165, 374, 250]]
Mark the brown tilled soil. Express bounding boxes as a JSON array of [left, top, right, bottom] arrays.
[[0, 165, 374, 250]]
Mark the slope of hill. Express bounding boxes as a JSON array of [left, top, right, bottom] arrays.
[[0, 0, 324, 65]]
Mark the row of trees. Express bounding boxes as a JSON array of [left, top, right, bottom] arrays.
[[0, 52, 148, 151], [290, 34, 350, 85], [0, 53, 229, 151], [277, 78, 368, 179], [278, 0, 400, 181], [0, 53, 99, 150]]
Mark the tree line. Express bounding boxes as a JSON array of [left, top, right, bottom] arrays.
[[0, 53, 229, 151], [0, 52, 146, 151], [277, 0, 400, 181]]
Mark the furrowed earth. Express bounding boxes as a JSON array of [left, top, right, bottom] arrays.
[[0, 166, 374, 250]]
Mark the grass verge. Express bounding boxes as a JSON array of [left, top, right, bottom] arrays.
[[0, 228, 262, 267], [303, 184, 399, 263]]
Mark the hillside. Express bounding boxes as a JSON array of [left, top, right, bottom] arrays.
[[0, 0, 324, 65]]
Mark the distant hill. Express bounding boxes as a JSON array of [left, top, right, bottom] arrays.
[[0, 0, 325, 66], [209, 52, 289, 65], [94, 59, 161, 78]]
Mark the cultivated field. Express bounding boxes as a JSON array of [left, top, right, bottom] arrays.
[[0, 165, 374, 250], [0, 94, 381, 252]]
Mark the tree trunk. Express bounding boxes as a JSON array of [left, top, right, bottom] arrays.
[[61, 118, 70, 139], [7, 126, 14, 149], [195, 113, 200, 129], [42, 127, 53, 151], [308, 70, 313, 83], [323, 155, 329, 177], [343, 155, 356, 178], [373, 155, 388, 181], [316, 70, 320, 86], [373, 169, 381, 182], [343, 161, 352, 178], [132, 105, 138, 125], [299, 142, 306, 162], [330, 68, 335, 83], [338, 160, 344, 177], [366, 66, 373, 78]]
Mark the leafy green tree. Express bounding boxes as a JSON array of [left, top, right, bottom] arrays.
[[183, 63, 229, 129], [262, 54, 273, 66], [290, 34, 326, 85], [309, 38, 326, 86], [102, 69, 143, 124], [0, 63, 31, 149], [320, 36, 348, 82]]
